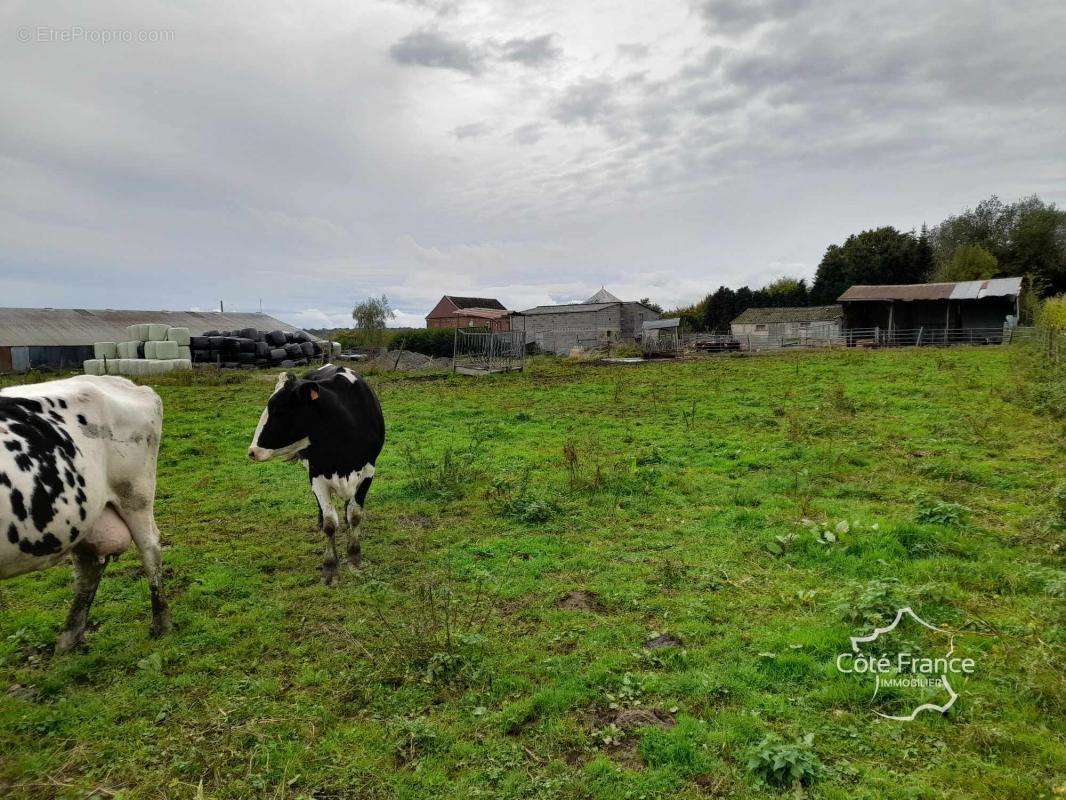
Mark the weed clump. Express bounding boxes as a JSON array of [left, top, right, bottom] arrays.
[[746, 732, 821, 789], [914, 495, 969, 526]]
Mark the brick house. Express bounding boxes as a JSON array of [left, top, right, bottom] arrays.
[[425, 296, 510, 331]]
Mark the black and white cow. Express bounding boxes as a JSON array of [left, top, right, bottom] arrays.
[[248, 364, 385, 583], [0, 375, 171, 653]]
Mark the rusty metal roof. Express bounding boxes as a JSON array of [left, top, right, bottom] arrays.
[[0, 307, 301, 346], [838, 277, 1022, 302]]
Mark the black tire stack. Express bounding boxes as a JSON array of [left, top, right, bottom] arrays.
[[190, 329, 325, 368]]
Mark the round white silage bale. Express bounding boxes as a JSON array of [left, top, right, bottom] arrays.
[[146, 323, 168, 342], [94, 342, 118, 359], [83, 359, 103, 376], [166, 327, 191, 346], [126, 324, 140, 341], [178, 346, 191, 360], [173, 358, 192, 371], [143, 341, 158, 359]]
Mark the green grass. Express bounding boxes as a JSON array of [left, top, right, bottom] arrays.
[[0, 348, 1063, 799]]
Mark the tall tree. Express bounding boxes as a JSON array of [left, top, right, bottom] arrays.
[[351, 294, 396, 346], [933, 244, 998, 282], [811, 227, 933, 304], [930, 194, 1066, 294]]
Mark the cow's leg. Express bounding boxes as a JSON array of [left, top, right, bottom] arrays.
[[55, 546, 107, 655], [122, 507, 171, 638], [345, 475, 374, 571], [312, 477, 340, 585]]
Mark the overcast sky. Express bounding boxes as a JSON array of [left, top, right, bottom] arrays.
[[2, 1, 1064, 328]]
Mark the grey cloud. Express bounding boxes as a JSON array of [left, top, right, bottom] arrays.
[[696, 0, 810, 34], [617, 43, 649, 60], [512, 122, 545, 145], [551, 79, 618, 125], [453, 121, 491, 139], [389, 29, 484, 74], [499, 34, 561, 66]]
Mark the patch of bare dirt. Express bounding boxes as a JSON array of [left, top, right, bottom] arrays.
[[584, 706, 677, 770], [556, 590, 603, 611], [644, 632, 683, 649], [612, 708, 676, 731]]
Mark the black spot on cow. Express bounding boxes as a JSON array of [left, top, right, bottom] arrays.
[[0, 471, 9, 488], [48, 410, 64, 424], [0, 396, 78, 534], [77, 414, 88, 426], [77, 474, 85, 487], [4, 440, 22, 452], [15, 453, 32, 472], [18, 533, 62, 556], [6, 523, 17, 544], [57, 399, 67, 409], [64, 469, 75, 487], [10, 488, 26, 520], [69, 526, 80, 542]]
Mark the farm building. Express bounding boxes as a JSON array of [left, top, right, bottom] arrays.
[[0, 307, 301, 373], [730, 305, 843, 339], [837, 278, 1023, 333], [425, 296, 511, 331], [515, 289, 660, 355]]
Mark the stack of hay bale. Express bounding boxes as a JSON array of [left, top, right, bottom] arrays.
[[188, 329, 340, 369], [83, 324, 193, 376]]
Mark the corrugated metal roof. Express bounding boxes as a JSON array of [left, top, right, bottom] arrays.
[[950, 277, 1023, 300], [0, 307, 302, 346], [518, 302, 618, 315], [838, 277, 1022, 302], [732, 305, 843, 324]]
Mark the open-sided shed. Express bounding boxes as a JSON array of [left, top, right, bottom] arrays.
[[838, 278, 1023, 333]]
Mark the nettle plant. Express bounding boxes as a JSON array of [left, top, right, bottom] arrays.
[[746, 732, 822, 789], [913, 495, 969, 526]]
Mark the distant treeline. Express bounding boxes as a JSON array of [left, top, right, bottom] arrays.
[[673, 194, 1066, 332]]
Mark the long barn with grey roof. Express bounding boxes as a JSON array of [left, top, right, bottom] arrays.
[[0, 307, 302, 373]]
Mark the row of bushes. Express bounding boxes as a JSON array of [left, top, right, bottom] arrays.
[[334, 327, 481, 357]]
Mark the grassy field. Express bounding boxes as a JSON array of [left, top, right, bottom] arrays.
[[0, 347, 1063, 799]]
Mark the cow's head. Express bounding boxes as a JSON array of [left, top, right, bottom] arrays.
[[247, 373, 319, 462]]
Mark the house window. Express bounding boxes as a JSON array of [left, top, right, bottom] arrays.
[[755, 324, 767, 332]]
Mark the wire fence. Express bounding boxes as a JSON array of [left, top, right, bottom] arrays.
[[685, 326, 1020, 353], [452, 329, 526, 374]]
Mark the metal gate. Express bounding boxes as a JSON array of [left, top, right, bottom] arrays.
[[453, 329, 526, 374]]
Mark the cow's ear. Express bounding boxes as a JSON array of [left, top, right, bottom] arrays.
[[299, 381, 320, 402]]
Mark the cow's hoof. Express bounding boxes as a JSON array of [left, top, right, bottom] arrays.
[[322, 567, 339, 586], [347, 547, 362, 571], [54, 629, 84, 655]]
